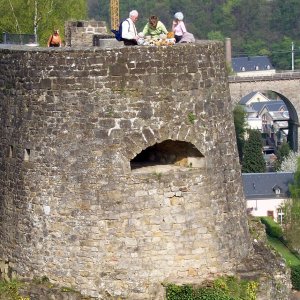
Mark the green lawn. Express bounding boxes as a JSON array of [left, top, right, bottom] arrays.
[[267, 236, 300, 267]]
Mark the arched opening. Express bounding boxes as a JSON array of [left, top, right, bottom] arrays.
[[238, 90, 298, 152], [237, 90, 298, 171], [130, 140, 205, 172]]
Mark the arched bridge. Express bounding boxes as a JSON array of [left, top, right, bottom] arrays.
[[228, 72, 300, 151]]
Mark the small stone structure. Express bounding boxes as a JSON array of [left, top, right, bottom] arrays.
[[65, 20, 113, 47], [0, 42, 291, 299]]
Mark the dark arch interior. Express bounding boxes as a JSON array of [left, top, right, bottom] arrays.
[[130, 139, 205, 170]]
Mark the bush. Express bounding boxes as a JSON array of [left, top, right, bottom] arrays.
[[260, 217, 283, 239], [165, 284, 237, 300], [291, 265, 300, 290], [165, 277, 258, 300]]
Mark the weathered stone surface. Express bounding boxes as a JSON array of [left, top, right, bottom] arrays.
[[0, 42, 290, 299]]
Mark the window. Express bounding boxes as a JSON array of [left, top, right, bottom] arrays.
[[24, 149, 30, 161], [9, 145, 13, 158], [277, 208, 284, 225]]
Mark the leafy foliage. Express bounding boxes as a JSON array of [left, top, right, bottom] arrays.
[[89, 0, 300, 70], [242, 129, 265, 173], [165, 277, 258, 300], [260, 217, 283, 239], [278, 151, 300, 172], [282, 158, 300, 250], [0, 0, 87, 46], [233, 105, 247, 163], [291, 265, 300, 290], [275, 142, 291, 170], [0, 279, 30, 300]]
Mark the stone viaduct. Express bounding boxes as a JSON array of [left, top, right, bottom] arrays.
[[0, 42, 291, 299], [229, 73, 300, 151]]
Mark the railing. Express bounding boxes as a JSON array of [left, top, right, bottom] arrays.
[[229, 70, 300, 82], [2, 32, 38, 45]]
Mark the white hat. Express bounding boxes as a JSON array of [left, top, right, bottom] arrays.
[[174, 12, 184, 21]]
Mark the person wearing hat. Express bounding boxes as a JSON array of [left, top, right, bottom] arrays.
[[47, 29, 62, 47], [172, 12, 187, 43]]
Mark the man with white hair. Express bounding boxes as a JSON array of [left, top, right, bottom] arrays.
[[122, 10, 139, 46]]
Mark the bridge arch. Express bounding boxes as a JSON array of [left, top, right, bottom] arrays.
[[229, 74, 300, 151]]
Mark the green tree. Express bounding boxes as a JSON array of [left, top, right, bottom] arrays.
[[233, 105, 247, 163], [0, 0, 87, 45], [275, 141, 291, 170], [242, 129, 266, 173], [282, 158, 300, 250]]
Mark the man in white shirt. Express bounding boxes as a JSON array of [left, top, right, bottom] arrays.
[[122, 10, 139, 46]]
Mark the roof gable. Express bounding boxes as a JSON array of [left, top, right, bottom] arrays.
[[239, 91, 269, 105], [242, 172, 294, 199], [250, 100, 287, 113]]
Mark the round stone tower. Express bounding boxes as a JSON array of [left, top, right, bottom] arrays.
[[0, 42, 251, 299]]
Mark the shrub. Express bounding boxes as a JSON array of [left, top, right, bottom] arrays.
[[291, 265, 300, 290], [165, 284, 237, 300], [165, 277, 258, 300], [165, 284, 193, 300], [260, 217, 283, 239], [193, 288, 236, 300]]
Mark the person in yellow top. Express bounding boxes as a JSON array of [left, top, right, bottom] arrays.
[[47, 29, 62, 47], [142, 16, 168, 38]]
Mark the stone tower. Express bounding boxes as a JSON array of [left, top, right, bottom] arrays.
[[0, 42, 252, 299]]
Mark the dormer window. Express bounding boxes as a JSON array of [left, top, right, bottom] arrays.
[[273, 185, 281, 195]]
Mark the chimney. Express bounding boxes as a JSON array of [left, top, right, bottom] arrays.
[[225, 37, 232, 66]]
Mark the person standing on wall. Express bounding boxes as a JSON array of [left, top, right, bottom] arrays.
[[172, 12, 187, 43], [122, 10, 139, 46], [47, 29, 62, 47]]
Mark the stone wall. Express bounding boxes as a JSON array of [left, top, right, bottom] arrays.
[[0, 42, 252, 299], [64, 20, 111, 47]]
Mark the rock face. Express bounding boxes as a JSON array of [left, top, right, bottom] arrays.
[[0, 42, 286, 299], [237, 217, 292, 300]]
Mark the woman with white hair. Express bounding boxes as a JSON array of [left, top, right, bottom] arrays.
[[172, 12, 187, 43], [121, 10, 139, 46]]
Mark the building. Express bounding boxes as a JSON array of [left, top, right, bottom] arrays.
[[242, 172, 294, 223], [232, 56, 276, 77]]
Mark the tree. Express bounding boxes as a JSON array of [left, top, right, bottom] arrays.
[[282, 158, 300, 250], [279, 151, 300, 172], [0, 0, 87, 45], [242, 129, 266, 173], [233, 105, 247, 163], [275, 141, 291, 170]]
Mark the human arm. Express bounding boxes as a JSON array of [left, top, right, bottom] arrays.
[[142, 23, 150, 36], [47, 35, 52, 47], [172, 20, 178, 32], [180, 22, 187, 34], [158, 21, 168, 34]]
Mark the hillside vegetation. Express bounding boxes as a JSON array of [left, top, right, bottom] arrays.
[[89, 0, 300, 70]]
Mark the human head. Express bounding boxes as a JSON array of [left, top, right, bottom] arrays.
[[129, 10, 139, 23], [54, 29, 59, 35], [174, 12, 184, 21], [149, 16, 158, 28]]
